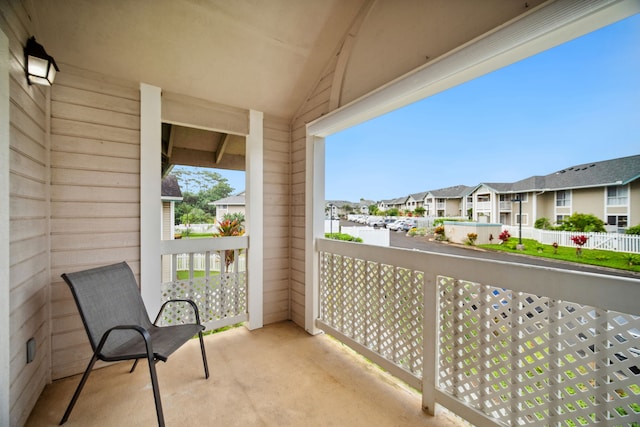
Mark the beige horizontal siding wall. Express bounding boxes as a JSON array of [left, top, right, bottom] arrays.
[[0, 1, 51, 425], [290, 58, 338, 327], [49, 66, 140, 380], [263, 115, 290, 324]]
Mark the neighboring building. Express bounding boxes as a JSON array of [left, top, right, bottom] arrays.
[[424, 185, 472, 218], [375, 155, 639, 231], [407, 191, 428, 212], [325, 200, 369, 218], [161, 174, 183, 240], [211, 192, 246, 222], [466, 155, 640, 231], [161, 175, 182, 282]]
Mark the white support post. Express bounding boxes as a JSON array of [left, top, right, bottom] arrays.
[[140, 83, 162, 317], [246, 109, 263, 330], [305, 134, 325, 335]]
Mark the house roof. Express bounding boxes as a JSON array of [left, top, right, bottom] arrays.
[[161, 175, 182, 201], [211, 193, 246, 206], [409, 191, 428, 201], [428, 185, 473, 198], [542, 154, 640, 190], [480, 155, 640, 194]]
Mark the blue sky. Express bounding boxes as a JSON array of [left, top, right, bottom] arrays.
[[325, 13, 640, 203]]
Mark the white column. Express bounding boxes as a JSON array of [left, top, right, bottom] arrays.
[[305, 134, 325, 335], [246, 110, 263, 330], [140, 83, 162, 317], [0, 28, 10, 427]]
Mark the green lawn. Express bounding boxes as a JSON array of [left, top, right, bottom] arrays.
[[479, 238, 640, 273], [176, 270, 220, 280]]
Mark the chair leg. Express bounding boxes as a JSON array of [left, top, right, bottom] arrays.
[[147, 352, 165, 427], [198, 331, 209, 379], [130, 359, 140, 373], [60, 354, 98, 425]]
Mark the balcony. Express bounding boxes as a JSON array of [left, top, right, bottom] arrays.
[[27, 239, 640, 426], [26, 322, 467, 426]]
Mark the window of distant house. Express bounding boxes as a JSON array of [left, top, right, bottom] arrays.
[[556, 190, 571, 207], [515, 213, 528, 226], [607, 215, 628, 228], [556, 214, 569, 224], [607, 185, 628, 206]]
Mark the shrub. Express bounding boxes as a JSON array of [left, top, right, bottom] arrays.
[[325, 233, 363, 243], [466, 233, 478, 245], [559, 213, 605, 233], [534, 217, 552, 230], [570, 234, 588, 257], [498, 230, 511, 244], [623, 253, 640, 266], [408, 227, 427, 237], [625, 224, 640, 235]]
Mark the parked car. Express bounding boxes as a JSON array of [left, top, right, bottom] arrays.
[[381, 218, 397, 228], [387, 219, 407, 231], [401, 220, 417, 232], [368, 217, 393, 228]]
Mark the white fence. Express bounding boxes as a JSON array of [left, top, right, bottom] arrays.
[[175, 252, 246, 272], [341, 226, 390, 247], [316, 238, 640, 427], [175, 223, 218, 234], [503, 226, 640, 253]]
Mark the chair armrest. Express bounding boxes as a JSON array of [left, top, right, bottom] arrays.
[[95, 324, 154, 358], [153, 299, 202, 326]]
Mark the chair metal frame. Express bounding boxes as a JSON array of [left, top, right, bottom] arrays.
[[59, 262, 209, 427]]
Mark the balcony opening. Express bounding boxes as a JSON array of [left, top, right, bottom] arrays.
[[310, 7, 640, 427]]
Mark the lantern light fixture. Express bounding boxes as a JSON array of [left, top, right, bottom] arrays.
[[24, 36, 59, 86]]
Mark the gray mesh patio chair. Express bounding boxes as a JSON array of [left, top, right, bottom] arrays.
[[59, 261, 209, 427]]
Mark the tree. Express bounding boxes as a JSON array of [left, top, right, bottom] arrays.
[[180, 208, 213, 225], [559, 213, 605, 232], [368, 204, 379, 215], [172, 167, 236, 225], [386, 208, 399, 217], [414, 206, 426, 217]]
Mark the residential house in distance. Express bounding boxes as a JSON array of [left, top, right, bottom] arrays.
[[467, 155, 640, 231], [406, 191, 428, 212], [424, 185, 472, 218], [377, 196, 409, 213], [161, 174, 183, 240], [211, 192, 246, 222]]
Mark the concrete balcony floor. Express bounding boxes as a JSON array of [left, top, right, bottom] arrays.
[[27, 321, 467, 426]]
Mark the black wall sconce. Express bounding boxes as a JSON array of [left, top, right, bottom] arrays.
[[24, 36, 59, 86]]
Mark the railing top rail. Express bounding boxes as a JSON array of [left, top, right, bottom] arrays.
[[317, 238, 640, 316], [160, 235, 249, 254]]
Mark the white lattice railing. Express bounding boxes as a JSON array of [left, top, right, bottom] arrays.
[[159, 236, 248, 330], [316, 238, 640, 427]]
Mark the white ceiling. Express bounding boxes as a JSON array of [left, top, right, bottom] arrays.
[[29, 0, 367, 118]]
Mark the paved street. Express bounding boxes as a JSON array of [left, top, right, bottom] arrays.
[[342, 221, 640, 279]]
